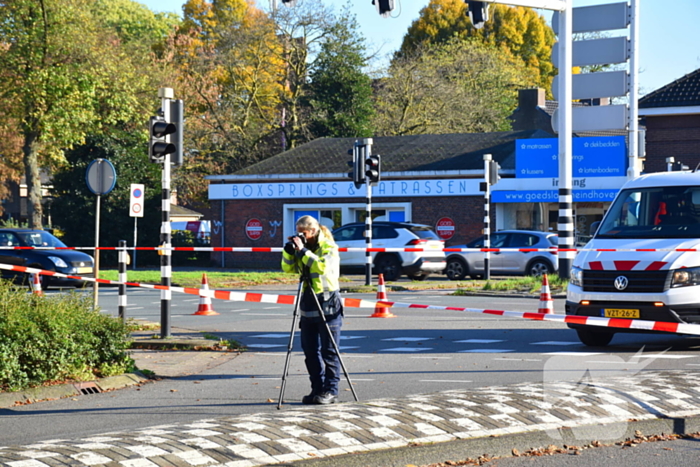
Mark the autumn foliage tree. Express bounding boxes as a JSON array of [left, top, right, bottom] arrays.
[[0, 0, 153, 228], [398, 0, 555, 94], [373, 38, 536, 136]]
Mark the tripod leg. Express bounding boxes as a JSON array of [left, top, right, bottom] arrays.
[[277, 278, 303, 409], [310, 291, 359, 402]]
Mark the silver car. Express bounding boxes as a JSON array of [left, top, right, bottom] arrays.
[[444, 230, 558, 280]]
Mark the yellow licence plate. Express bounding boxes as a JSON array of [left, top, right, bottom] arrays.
[[603, 308, 640, 319], [77, 267, 93, 274]]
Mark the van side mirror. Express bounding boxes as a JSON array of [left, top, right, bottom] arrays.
[[590, 221, 601, 236]]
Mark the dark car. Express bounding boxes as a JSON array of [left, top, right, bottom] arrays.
[[0, 229, 94, 289]]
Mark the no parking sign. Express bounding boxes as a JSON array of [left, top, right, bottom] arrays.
[[130, 184, 145, 218]]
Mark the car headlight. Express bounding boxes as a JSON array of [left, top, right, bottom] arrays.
[[570, 266, 583, 287], [48, 256, 69, 268], [671, 267, 700, 288]]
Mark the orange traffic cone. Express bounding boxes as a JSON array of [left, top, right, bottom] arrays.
[[31, 273, 43, 296], [537, 274, 554, 314], [193, 273, 219, 316], [370, 274, 396, 318]]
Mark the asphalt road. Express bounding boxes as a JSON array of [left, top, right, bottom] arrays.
[[3, 286, 700, 445]]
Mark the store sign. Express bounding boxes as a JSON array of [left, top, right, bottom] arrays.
[[516, 136, 626, 178], [491, 189, 619, 203], [245, 218, 263, 240], [435, 217, 455, 240], [209, 179, 481, 200]]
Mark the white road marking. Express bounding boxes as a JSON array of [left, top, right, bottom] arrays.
[[454, 339, 505, 344], [382, 337, 432, 342], [531, 341, 580, 346]]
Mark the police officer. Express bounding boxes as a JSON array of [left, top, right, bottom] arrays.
[[282, 215, 344, 405]]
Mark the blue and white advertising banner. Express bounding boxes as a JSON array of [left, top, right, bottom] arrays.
[[516, 136, 626, 178]]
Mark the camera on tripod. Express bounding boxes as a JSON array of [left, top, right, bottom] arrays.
[[292, 232, 307, 245]]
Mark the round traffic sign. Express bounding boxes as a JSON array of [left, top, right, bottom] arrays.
[[435, 217, 455, 240], [245, 218, 263, 240], [85, 159, 117, 195]]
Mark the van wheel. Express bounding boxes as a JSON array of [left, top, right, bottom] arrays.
[[375, 255, 401, 282], [445, 257, 467, 281], [576, 328, 614, 347]]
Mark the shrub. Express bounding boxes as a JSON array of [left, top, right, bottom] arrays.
[[0, 281, 133, 391]]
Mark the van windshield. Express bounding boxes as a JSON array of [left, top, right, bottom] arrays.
[[597, 185, 700, 239]]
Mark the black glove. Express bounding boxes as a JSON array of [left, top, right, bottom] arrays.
[[284, 242, 295, 255]]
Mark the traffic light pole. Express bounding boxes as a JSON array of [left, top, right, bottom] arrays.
[[362, 138, 373, 287], [159, 87, 173, 339], [483, 154, 491, 281]]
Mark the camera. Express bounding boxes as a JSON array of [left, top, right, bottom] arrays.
[[294, 232, 307, 245]]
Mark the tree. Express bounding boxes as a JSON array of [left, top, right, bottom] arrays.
[[0, 0, 150, 229], [307, 9, 374, 138], [50, 130, 164, 267], [373, 38, 536, 136], [398, 0, 555, 94]]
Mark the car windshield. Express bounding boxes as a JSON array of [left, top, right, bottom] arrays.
[[597, 185, 700, 239], [16, 231, 68, 248]]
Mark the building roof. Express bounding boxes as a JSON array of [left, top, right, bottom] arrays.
[[639, 68, 700, 109], [170, 204, 203, 219], [230, 129, 554, 178]]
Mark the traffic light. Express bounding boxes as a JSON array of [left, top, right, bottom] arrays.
[[365, 154, 381, 185], [373, 0, 395, 17], [347, 145, 364, 189], [169, 99, 184, 167], [148, 116, 176, 163], [466, 1, 489, 29], [488, 160, 501, 185]]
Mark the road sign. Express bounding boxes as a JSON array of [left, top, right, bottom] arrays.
[[553, 105, 628, 133], [245, 218, 263, 241], [552, 36, 629, 68], [553, 70, 628, 101], [552, 2, 628, 34], [435, 217, 455, 241], [85, 159, 117, 195], [130, 184, 145, 218]]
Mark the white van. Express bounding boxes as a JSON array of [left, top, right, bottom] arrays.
[[567, 170, 700, 346]]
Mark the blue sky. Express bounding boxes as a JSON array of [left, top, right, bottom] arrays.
[[139, 0, 700, 96]]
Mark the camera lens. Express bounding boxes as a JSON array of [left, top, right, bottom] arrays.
[[296, 232, 307, 244]]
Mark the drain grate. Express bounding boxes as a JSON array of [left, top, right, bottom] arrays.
[[73, 382, 102, 395]]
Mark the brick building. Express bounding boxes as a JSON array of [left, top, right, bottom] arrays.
[[639, 68, 700, 173]]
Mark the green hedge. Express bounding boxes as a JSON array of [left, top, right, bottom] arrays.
[[0, 281, 133, 392]]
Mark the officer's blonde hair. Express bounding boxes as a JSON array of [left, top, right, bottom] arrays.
[[296, 215, 333, 240]]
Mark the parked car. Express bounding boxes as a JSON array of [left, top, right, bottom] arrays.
[[444, 230, 558, 280], [332, 221, 446, 281], [0, 229, 94, 289]]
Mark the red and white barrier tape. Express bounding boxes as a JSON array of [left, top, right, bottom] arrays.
[[4, 246, 700, 253], [4, 262, 700, 337]]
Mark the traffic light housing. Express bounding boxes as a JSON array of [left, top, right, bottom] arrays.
[[466, 1, 489, 29], [149, 116, 176, 163], [347, 145, 364, 189], [373, 0, 395, 17], [672, 161, 690, 171], [148, 99, 184, 165], [365, 154, 381, 185], [169, 99, 184, 167], [488, 160, 501, 185]]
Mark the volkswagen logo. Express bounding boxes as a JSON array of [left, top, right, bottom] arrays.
[[614, 275, 629, 291]]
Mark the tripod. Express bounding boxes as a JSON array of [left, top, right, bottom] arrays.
[[277, 274, 359, 409]]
